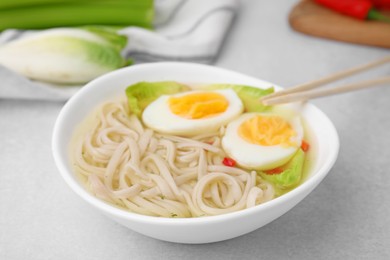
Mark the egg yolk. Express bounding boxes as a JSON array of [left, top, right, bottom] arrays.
[[169, 92, 228, 119], [239, 115, 297, 146]]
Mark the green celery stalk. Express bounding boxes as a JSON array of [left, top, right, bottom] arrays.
[[0, 1, 154, 31], [0, 0, 152, 10]]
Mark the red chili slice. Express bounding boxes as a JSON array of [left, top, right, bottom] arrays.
[[264, 167, 284, 175], [222, 157, 236, 167], [301, 140, 310, 152]]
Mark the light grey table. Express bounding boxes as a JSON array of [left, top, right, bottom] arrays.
[[1, 1, 389, 259]]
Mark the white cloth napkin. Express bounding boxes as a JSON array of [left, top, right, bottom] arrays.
[[0, 0, 238, 101]]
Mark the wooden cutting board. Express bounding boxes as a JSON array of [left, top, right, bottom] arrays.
[[289, 0, 390, 48]]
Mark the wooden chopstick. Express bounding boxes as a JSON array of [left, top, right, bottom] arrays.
[[262, 76, 390, 105], [260, 56, 390, 105]]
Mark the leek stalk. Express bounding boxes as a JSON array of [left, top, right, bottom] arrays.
[[0, 0, 154, 30], [0, 0, 152, 10]]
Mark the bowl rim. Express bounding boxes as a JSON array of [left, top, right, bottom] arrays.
[[52, 62, 339, 225]]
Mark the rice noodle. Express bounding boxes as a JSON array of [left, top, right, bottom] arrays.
[[72, 98, 275, 218]]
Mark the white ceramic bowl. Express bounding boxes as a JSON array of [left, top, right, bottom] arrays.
[[52, 62, 339, 244]]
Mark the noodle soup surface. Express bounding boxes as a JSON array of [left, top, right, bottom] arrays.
[[71, 82, 314, 218]]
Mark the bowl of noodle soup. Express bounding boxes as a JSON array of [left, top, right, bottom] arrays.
[[52, 62, 339, 243]]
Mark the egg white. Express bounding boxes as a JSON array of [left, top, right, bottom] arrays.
[[222, 112, 304, 170], [142, 89, 244, 136]]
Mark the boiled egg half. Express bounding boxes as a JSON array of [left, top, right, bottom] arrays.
[[142, 89, 243, 136], [222, 112, 303, 170]]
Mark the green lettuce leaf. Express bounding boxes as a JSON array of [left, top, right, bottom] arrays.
[[202, 84, 274, 112], [260, 148, 305, 190], [125, 81, 190, 117]]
